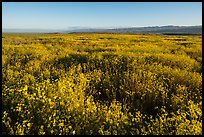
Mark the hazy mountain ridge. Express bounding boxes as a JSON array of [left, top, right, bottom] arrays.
[[3, 25, 202, 34], [65, 25, 202, 34]]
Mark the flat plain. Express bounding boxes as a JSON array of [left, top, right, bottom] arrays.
[[2, 33, 202, 135]]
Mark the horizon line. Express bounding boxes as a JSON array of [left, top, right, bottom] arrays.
[[3, 24, 202, 30]]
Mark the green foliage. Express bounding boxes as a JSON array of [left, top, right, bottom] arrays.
[[2, 33, 202, 135]]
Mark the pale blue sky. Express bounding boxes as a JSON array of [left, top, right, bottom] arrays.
[[2, 2, 202, 29]]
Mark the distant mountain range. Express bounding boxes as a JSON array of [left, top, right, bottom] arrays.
[[3, 25, 202, 34], [63, 25, 202, 34]]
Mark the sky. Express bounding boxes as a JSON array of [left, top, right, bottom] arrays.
[[2, 2, 202, 30]]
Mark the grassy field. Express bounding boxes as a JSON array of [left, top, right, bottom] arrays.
[[2, 33, 202, 135]]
